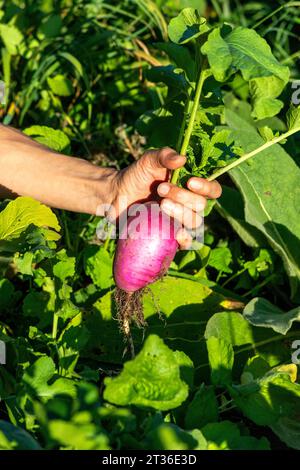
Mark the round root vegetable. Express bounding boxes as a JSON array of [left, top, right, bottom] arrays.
[[113, 201, 179, 350]]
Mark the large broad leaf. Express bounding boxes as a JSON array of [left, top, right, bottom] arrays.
[[205, 311, 254, 346], [0, 420, 41, 450], [202, 27, 289, 119], [0, 197, 60, 243], [216, 186, 267, 248], [225, 109, 300, 301], [206, 337, 234, 386], [204, 311, 292, 372], [230, 368, 300, 426], [168, 8, 209, 44], [243, 297, 300, 335], [200, 421, 270, 450], [103, 335, 190, 411], [184, 384, 218, 429], [22, 356, 76, 401], [87, 276, 224, 365], [145, 423, 199, 450], [271, 417, 300, 450], [48, 420, 109, 450]]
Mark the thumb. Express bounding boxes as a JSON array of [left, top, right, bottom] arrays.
[[143, 147, 186, 172]]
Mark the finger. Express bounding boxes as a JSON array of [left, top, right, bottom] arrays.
[[187, 177, 222, 199], [157, 182, 206, 212], [143, 147, 186, 172], [161, 198, 202, 229], [176, 228, 193, 250]]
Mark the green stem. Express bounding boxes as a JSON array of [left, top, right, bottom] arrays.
[[281, 50, 300, 65], [208, 126, 300, 181], [241, 273, 278, 298], [175, 93, 191, 152], [222, 267, 247, 288], [219, 403, 236, 414], [103, 224, 114, 251], [52, 313, 58, 340], [171, 66, 210, 185]]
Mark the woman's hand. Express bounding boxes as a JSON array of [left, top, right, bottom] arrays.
[[110, 147, 222, 248]]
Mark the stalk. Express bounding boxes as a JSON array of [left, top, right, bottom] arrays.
[[175, 92, 191, 153], [171, 66, 210, 185], [208, 126, 300, 181], [52, 313, 58, 340]]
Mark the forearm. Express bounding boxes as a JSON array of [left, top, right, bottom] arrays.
[[0, 125, 117, 215]]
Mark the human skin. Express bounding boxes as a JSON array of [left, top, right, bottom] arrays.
[[0, 125, 222, 247]]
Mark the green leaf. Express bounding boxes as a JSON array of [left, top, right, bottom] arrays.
[[204, 311, 292, 372], [202, 27, 289, 119], [22, 356, 76, 401], [84, 245, 114, 290], [201, 421, 270, 450], [103, 335, 190, 411], [48, 420, 110, 450], [168, 8, 209, 44], [87, 276, 223, 366], [243, 297, 300, 335], [53, 251, 76, 281], [145, 423, 197, 450], [230, 368, 300, 426], [185, 384, 218, 429], [146, 65, 190, 93], [156, 42, 196, 81], [14, 252, 34, 275], [208, 247, 232, 274], [0, 420, 41, 450], [258, 125, 274, 142], [205, 311, 254, 346], [216, 186, 267, 248], [271, 417, 300, 450], [225, 108, 300, 301], [136, 102, 184, 148], [47, 74, 74, 97], [286, 105, 300, 131], [206, 336, 234, 386], [24, 126, 70, 153], [0, 197, 60, 242], [241, 356, 271, 384], [57, 313, 89, 376], [39, 14, 62, 38], [0, 24, 24, 55]]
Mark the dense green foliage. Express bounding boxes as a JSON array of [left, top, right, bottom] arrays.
[[0, 0, 300, 451]]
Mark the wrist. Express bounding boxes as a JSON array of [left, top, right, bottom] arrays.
[[90, 166, 119, 216]]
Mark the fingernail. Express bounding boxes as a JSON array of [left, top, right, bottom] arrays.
[[158, 183, 170, 196], [169, 153, 179, 160], [189, 178, 203, 190]]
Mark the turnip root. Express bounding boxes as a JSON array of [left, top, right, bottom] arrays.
[[113, 201, 179, 346]]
